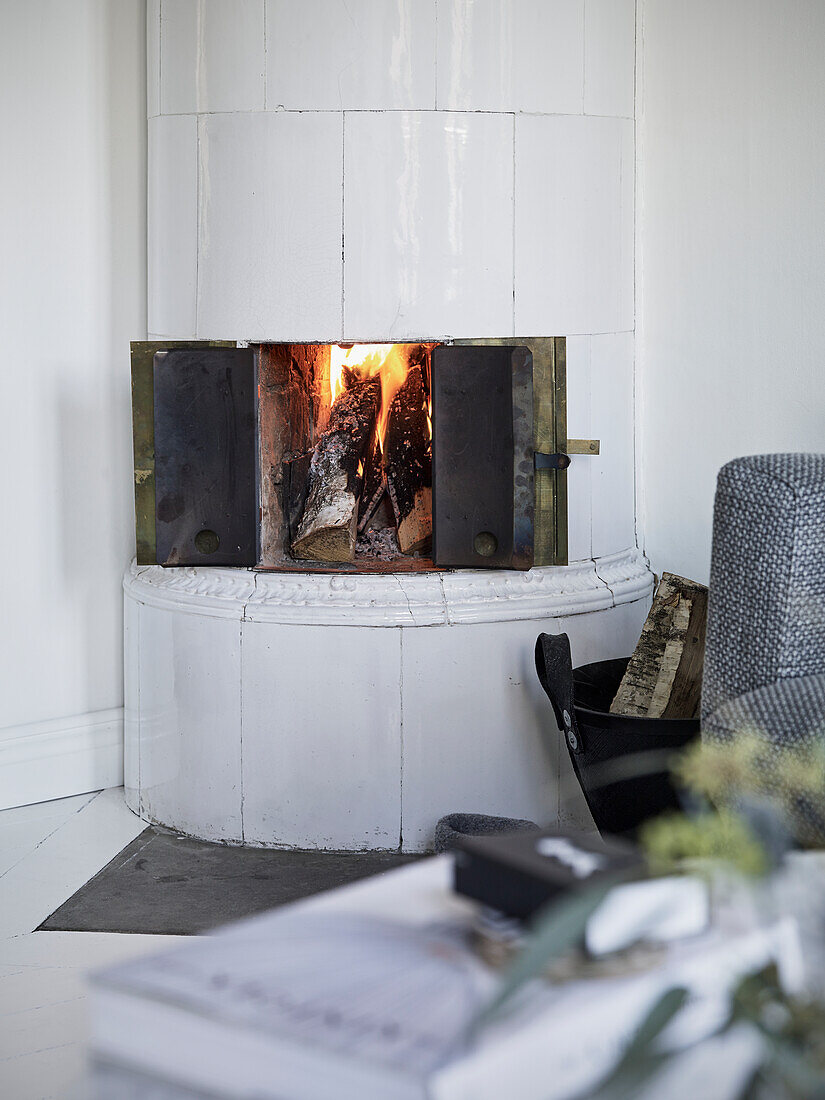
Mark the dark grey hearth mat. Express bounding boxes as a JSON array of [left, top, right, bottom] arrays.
[[39, 827, 420, 935]]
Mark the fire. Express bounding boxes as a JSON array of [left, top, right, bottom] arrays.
[[329, 344, 413, 453]]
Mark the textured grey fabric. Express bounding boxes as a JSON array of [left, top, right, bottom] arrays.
[[702, 454, 825, 723], [704, 674, 825, 843], [704, 674, 825, 750], [433, 813, 538, 853]]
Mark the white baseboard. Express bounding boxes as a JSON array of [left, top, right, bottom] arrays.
[[0, 708, 124, 810]]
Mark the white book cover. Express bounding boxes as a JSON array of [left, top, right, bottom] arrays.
[[91, 883, 795, 1100]]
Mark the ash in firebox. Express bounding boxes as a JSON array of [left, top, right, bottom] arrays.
[[356, 527, 400, 560]]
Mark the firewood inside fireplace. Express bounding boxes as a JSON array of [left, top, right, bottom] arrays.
[[291, 376, 380, 563], [258, 342, 435, 569], [384, 364, 432, 555]]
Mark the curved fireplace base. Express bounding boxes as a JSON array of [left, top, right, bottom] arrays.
[[123, 552, 652, 852]]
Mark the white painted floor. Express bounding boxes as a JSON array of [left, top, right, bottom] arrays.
[[0, 788, 184, 1099]]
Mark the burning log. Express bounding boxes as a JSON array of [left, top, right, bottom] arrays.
[[291, 378, 380, 562], [283, 452, 313, 546], [384, 365, 432, 554], [357, 432, 386, 534]]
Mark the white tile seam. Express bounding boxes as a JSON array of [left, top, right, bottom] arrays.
[[511, 112, 516, 336], [398, 628, 404, 851], [262, 0, 267, 110], [152, 109, 633, 119], [239, 614, 245, 843], [433, 0, 439, 110], [136, 589, 142, 810], [581, 0, 587, 112], [619, 118, 628, 339], [158, 0, 164, 116], [195, 0, 205, 112], [631, 0, 640, 555], [633, 0, 645, 558], [587, 337, 593, 558], [156, 330, 633, 344], [194, 114, 200, 338], [341, 112, 346, 340], [238, 573, 257, 843]]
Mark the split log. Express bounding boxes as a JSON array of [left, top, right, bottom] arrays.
[[610, 572, 708, 719], [282, 452, 313, 546], [291, 378, 380, 562], [384, 365, 432, 554], [357, 432, 386, 534]]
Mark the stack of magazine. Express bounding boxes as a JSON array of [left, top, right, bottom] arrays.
[[90, 856, 794, 1100]]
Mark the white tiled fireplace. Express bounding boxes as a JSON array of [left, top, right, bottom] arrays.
[[127, 0, 650, 851]]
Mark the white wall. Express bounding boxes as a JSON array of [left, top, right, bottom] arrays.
[[0, 1, 146, 806], [637, 0, 825, 584]]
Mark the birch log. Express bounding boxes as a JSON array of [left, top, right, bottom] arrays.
[[610, 572, 708, 719], [291, 379, 380, 562]]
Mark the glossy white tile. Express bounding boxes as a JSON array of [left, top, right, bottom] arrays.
[[515, 114, 634, 335], [436, 0, 584, 113], [240, 623, 402, 849], [400, 620, 559, 851], [344, 111, 514, 339], [148, 115, 198, 337], [159, 0, 197, 113], [565, 335, 593, 561], [147, 0, 161, 117], [584, 0, 636, 118], [590, 331, 636, 557], [197, 111, 343, 340], [559, 596, 648, 669], [266, 0, 436, 110], [160, 0, 265, 114], [138, 605, 243, 842]]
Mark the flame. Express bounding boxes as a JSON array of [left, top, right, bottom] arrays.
[[329, 343, 413, 453]]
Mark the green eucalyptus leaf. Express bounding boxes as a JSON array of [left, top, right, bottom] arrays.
[[621, 985, 691, 1059], [584, 1052, 672, 1100]]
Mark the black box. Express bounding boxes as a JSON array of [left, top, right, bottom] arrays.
[[453, 829, 644, 920]]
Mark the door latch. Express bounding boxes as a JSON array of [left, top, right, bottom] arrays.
[[534, 439, 600, 470]]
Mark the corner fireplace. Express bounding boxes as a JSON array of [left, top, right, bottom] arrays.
[[130, 0, 647, 853]]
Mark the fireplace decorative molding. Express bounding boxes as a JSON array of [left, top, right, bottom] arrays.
[[126, 547, 651, 628]]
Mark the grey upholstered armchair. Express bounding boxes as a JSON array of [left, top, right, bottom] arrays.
[[702, 454, 825, 841]]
